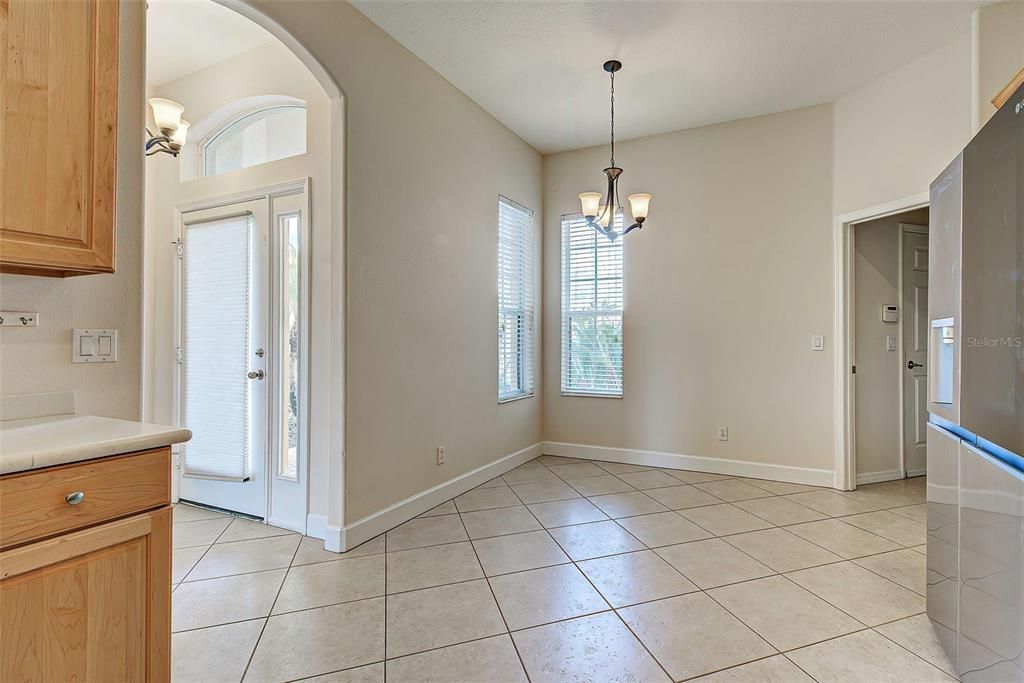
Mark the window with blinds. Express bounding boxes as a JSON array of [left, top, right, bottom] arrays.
[[561, 213, 624, 397], [497, 196, 535, 402]]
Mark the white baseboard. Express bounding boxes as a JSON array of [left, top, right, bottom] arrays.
[[305, 513, 327, 540], [856, 469, 905, 485], [304, 514, 345, 552], [906, 467, 927, 478], [542, 441, 835, 488], [341, 442, 543, 550]]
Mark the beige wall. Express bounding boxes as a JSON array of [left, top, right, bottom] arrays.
[[543, 104, 835, 474], [0, 0, 146, 420], [142, 40, 333, 513], [972, 0, 1024, 132], [833, 33, 972, 216], [243, 1, 543, 522], [853, 207, 928, 479]]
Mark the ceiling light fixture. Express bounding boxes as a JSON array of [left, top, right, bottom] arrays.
[[146, 98, 189, 157], [579, 60, 652, 241]]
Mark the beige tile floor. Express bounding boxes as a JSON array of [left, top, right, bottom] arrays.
[[171, 456, 953, 682]]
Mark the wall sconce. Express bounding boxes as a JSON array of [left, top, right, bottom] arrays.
[[146, 98, 189, 157]]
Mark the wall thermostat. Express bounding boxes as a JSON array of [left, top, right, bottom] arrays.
[[881, 305, 899, 323]]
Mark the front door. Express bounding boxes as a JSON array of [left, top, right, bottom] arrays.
[[902, 225, 929, 477], [178, 199, 270, 518]]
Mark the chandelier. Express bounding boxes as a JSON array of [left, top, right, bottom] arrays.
[[146, 98, 189, 157], [578, 60, 652, 241]]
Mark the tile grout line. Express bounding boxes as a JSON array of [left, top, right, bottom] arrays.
[[534, 458, 930, 677], [531, 459, 678, 682], [238, 537, 303, 682], [459, 480, 534, 683], [175, 512, 236, 583], [170, 461, 928, 681]]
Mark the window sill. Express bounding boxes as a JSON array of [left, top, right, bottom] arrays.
[[498, 392, 534, 405], [560, 392, 623, 400]]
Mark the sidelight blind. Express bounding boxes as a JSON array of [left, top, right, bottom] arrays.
[[497, 196, 535, 401], [182, 215, 252, 480], [561, 213, 624, 397]]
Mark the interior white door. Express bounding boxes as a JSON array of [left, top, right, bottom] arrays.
[[179, 199, 270, 518], [902, 226, 929, 477]]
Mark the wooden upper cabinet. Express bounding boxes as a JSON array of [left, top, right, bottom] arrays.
[[0, 0, 119, 276]]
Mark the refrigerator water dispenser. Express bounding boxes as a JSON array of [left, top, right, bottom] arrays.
[[930, 317, 956, 406]]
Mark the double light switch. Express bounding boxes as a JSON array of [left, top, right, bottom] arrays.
[[72, 329, 118, 363]]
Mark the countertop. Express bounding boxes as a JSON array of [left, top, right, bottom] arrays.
[[0, 414, 192, 475]]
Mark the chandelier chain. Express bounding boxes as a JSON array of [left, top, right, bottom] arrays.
[[610, 69, 615, 167]]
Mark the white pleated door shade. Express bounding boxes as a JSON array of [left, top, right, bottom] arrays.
[[182, 214, 253, 480]]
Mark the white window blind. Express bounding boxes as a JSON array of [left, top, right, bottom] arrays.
[[561, 213, 624, 397], [182, 215, 252, 480], [498, 196, 535, 401]]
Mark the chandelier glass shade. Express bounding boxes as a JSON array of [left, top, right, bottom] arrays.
[[578, 60, 652, 240], [146, 98, 189, 158]]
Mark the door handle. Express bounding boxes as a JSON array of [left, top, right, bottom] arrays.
[[247, 369, 265, 380], [907, 360, 923, 370]]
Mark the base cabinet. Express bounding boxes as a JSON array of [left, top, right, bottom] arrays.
[[0, 450, 171, 682]]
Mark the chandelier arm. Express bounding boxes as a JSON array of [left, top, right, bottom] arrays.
[[145, 135, 171, 152]]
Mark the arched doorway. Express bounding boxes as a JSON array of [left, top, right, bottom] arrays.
[[142, 0, 345, 547]]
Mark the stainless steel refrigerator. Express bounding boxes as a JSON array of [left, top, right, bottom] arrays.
[[927, 79, 1024, 681]]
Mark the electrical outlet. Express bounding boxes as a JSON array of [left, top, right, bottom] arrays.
[[436, 446, 446, 465], [718, 427, 729, 442]]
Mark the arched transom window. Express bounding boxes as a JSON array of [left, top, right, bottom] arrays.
[[201, 103, 306, 177]]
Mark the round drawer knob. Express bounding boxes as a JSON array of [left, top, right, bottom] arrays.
[[65, 491, 86, 506]]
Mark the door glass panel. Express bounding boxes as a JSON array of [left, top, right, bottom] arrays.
[[183, 215, 252, 480], [278, 213, 300, 480]]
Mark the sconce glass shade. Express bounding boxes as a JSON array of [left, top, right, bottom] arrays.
[[597, 206, 613, 228], [628, 193, 652, 221], [149, 98, 185, 134], [579, 192, 602, 218], [170, 120, 190, 147]]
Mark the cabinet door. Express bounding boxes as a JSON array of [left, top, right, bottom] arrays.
[[0, 508, 170, 682], [0, 0, 119, 276]]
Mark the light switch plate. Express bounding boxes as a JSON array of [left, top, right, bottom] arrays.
[[811, 334, 825, 351], [72, 329, 118, 363]]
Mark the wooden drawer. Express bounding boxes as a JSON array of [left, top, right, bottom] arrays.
[[0, 448, 170, 550]]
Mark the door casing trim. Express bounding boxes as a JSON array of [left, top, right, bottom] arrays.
[[833, 192, 929, 490], [172, 179, 311, 530]]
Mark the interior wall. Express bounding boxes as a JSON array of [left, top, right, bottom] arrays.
[[972, 0, 1024, 132], [833, 32, 972, 217], [142, 40, 332, 513], [853, 207, 929, 481], [241, 0, 544, 523], [0, 0, 146, 419], [543, 104, 835, 477]]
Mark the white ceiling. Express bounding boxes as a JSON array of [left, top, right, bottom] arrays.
[[352, 0, 987, 154], [147, 0, 274, 86]]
